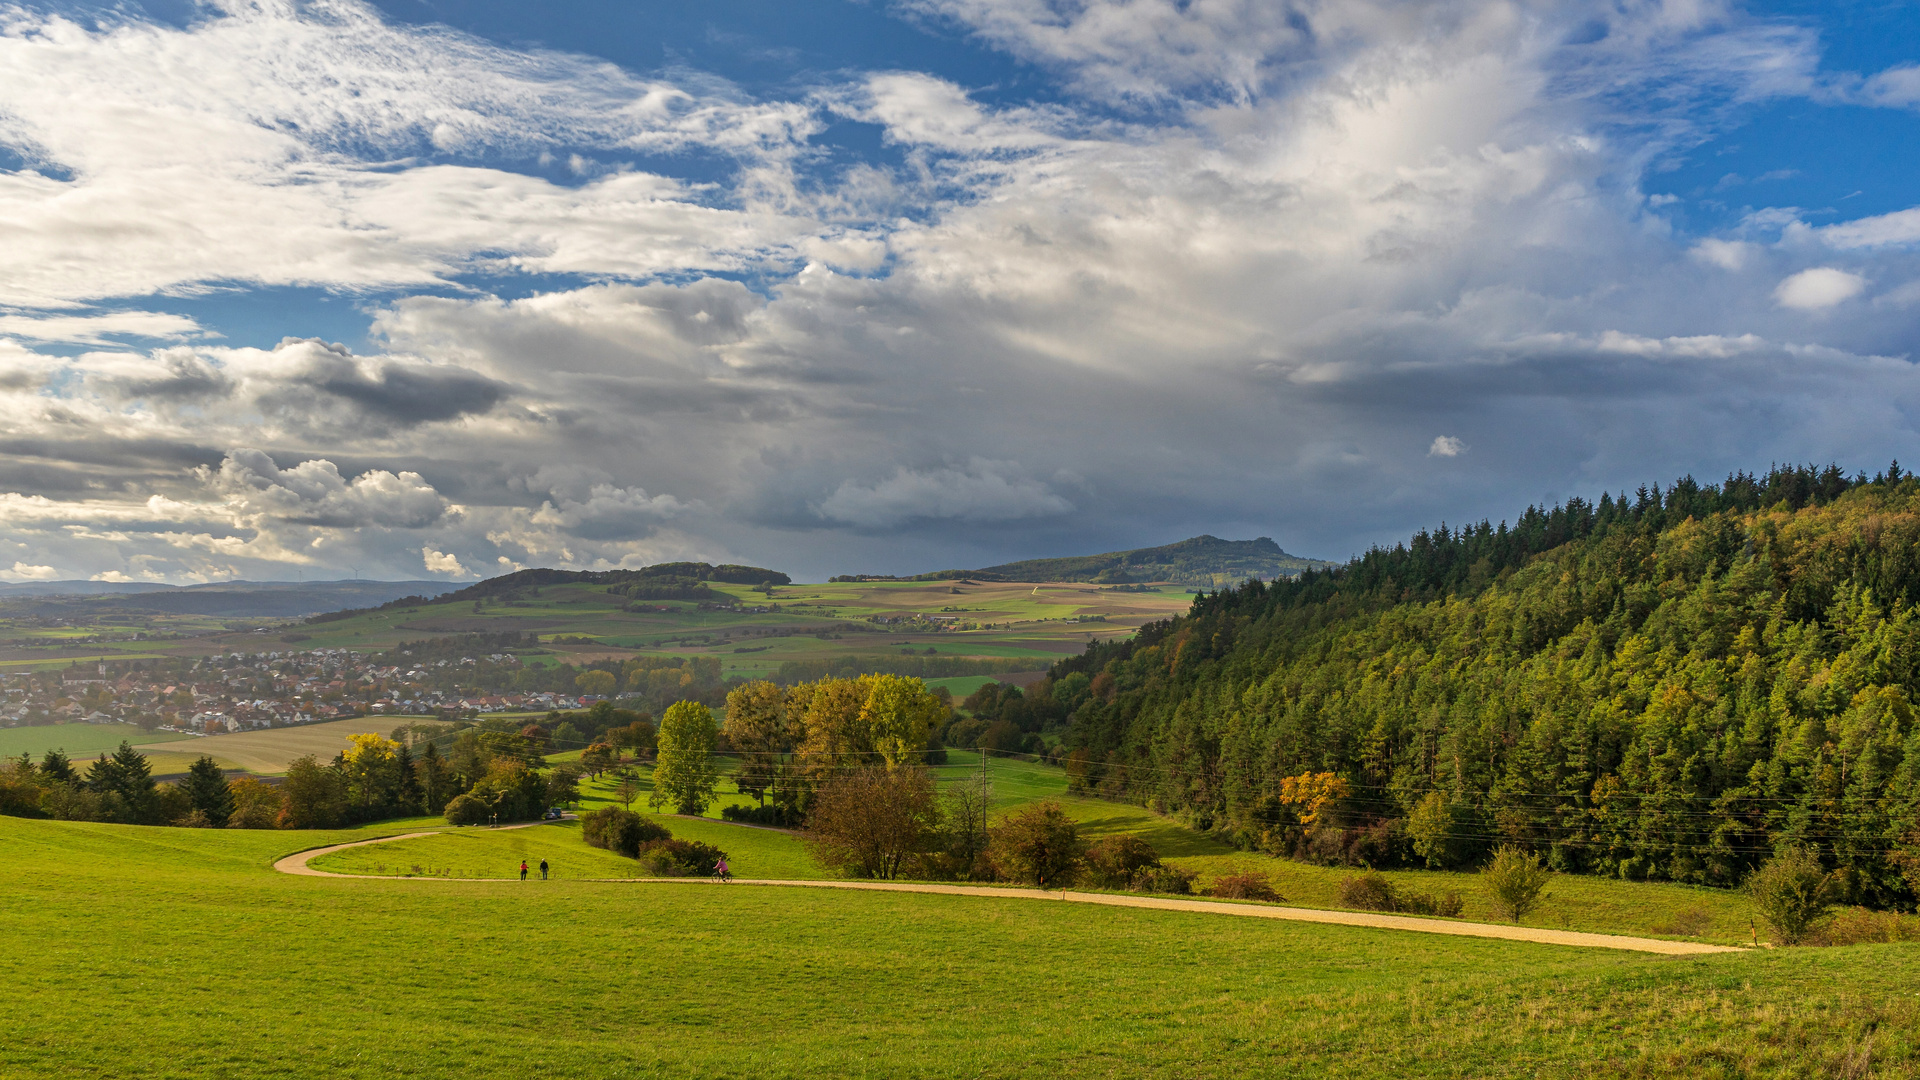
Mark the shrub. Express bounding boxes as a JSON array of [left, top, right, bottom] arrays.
[[1084, 835, 1162, 889], [41, 783, 103, 822], [581, 807, 670, 857], [1748, 846, 1836, 945], [722, 803, 800, 827], [1133, 865, 1197, 895], [1203, 872, 1282, 902], [1804, 908, 1920, 946], [1335, 871, 1463, 917], [443, 793, 492, 826], [1339, 871, 1396, 911], [987, 801, 1085, 888], [636, 838, 727, 877], [1397, 889, 1464, 918], [1482, 845, 1552, 924]]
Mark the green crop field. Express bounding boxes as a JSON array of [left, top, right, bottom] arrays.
[[5, 813, 1916, 1079], [0, 722, 192, 760]]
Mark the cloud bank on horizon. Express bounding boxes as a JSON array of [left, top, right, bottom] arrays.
[[0, 0, 1917, 584]]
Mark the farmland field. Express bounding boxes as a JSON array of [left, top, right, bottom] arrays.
[[2, 577, 1192, 678], [0, 721, 192, 760], [5, 813, 1915, 1079], [120, 716, 449, 776]]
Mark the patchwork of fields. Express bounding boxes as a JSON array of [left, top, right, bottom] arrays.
[[0, 577, 1192, 678]]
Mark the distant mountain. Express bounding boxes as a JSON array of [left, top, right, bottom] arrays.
[[840, 536, 1336, 587], [0, 580, 464, 617]]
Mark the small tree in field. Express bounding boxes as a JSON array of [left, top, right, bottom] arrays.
[[611, 768, 643, 811], [650, 701, 718, 816], [1748, 845, 1835, 945], [988, 801, 1085, 889], [806, 766, 940, 879], [1482, 845, 1551, 924]]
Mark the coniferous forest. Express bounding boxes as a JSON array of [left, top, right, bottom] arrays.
[[1052, 464, 1920, 907]]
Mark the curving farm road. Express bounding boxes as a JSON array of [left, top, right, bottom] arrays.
[[273, 825, 1740, 957]]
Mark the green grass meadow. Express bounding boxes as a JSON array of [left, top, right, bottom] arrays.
[[314, 751, 1867, 949], [5, 814, 1918, 1079]]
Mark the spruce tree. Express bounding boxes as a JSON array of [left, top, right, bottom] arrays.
[[180, 756, 235, 827], [39, 749, 74, 784]]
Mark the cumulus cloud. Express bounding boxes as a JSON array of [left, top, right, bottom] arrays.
[[1428, 436, 1467, 458], [1774, 268, 1868, 310], [5, 562, 59, 581], [209, 449, 450, 529], [421, 547, 472, 577]]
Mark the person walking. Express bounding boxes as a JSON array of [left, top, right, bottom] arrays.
[[519, 860, 528, 881], [539, 859, 549, 881]]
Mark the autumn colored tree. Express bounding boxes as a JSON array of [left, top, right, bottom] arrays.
[[805, 766, 940, 879], [988, 801, 1085, 888], [279, 755, 347, 829]]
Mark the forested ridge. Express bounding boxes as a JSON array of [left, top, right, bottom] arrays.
[[1053, 464, 1920, 906]]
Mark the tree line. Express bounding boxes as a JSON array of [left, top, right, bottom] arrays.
[[1050, 464, 1920, 908]]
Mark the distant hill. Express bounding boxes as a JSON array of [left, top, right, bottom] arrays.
[[838, 536, 1335, 587], [0, 580, 464, 618], [307, 562, 792, 622]]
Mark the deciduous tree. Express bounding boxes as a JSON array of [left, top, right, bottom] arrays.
[[651, 700, 719, 816], [805, 766, 940, 879]]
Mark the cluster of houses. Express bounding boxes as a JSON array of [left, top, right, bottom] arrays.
[[2, 648, 594, 733]]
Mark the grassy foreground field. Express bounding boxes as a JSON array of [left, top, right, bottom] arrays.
[[6, 815, 1917, 1079]]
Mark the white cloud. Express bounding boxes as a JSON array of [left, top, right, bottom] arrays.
[[1690, 239, 1754, 271], [816, 460, 1075, 528], [422, 547, 471, 577], [0, 0, 1914, 582], [1814, 207, 1920, 250], [0, 2, 824, 307], [209, 449, 450, 530], [1774, 268, 1868, 310], [0, 310, 205, 345], [1858, 63, 1920, 109], [5, 562, 60, 581]]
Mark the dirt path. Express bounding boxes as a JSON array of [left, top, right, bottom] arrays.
[[274, 829, 1737, 956], [272, 819, 565, 877]]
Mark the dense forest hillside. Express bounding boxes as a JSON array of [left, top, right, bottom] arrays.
[[840, 535, 1334, 586], [1049, 464, 1920, 906]]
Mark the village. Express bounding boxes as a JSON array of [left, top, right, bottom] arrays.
[[1, 648, 595, 735]]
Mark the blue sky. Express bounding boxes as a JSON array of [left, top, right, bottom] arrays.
[[0, 0, 1916, 584]]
